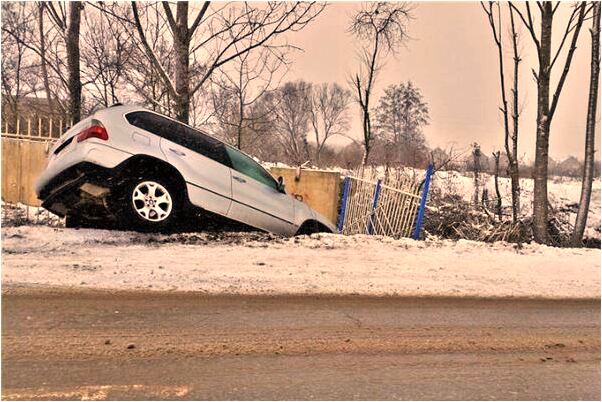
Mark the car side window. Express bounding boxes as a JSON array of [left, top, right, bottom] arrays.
[[126, 111, 231, 166], [126, 111, 174, 138], [225, 146, 277, 190]]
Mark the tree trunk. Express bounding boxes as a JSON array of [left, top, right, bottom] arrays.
[[362, 107, 372, 165], [571, 1, 601, 247], [174, 1, 191, 124], [39, 3, 53, 116], [508, 4, 521, 222], [493, 151, 503, 221], [472, 147, 481, 206], [532, 3, 553, 244], [236, 122, 243, 150], [66, 2, 82, 123], [236, 69, 244, 149]]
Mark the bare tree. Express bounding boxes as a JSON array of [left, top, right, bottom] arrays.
[[481, 1, 522, 222], [2, 2, 83, 121], [37, 2, 54, 112], [117, 3, 175, 115], [0, 2, 35, 130], [270, 80, 313, 165], [572, 1, 600, 247], [509, 2, 588, 244], [81, 6, 132, 111], [349, 2, 413, 165], [373, 81, 430, 167], [309, 83, 352, 165], [429, 145, 470, 174], [42, 1, 83, 121], [126, 1, 325, 124], [508, 4, 522, 221], [210, 41, 289, 151]]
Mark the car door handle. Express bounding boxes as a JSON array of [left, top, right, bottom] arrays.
[[233, 176, 246, 183], [169, 148, 186, 156]]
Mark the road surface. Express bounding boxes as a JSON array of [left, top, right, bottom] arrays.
[[2, 288, 600, 400]]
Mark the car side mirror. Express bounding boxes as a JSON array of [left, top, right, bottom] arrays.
[[277, 176, 286, 193]]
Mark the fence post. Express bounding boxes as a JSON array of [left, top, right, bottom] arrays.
[[367, 178, 382, 235], [336, 176, 351, 233], [412, 164, 434, 240]]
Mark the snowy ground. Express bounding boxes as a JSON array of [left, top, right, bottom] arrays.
[[2, 225, 599, 299]]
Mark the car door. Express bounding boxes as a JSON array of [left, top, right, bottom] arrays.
[[126, 111, 232, 216], [160, 137, 232, 216], [224, 146, 296, 235]]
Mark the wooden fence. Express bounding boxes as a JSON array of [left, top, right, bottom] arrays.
[[1, 117, 62, 206]]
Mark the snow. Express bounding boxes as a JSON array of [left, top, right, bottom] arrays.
[[2, 225, 599, 299], [1, 201, 64, 227]]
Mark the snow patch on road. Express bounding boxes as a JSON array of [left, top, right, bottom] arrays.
[[2, 225, 599, 299]]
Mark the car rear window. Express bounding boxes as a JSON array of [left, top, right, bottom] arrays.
[[126, 111, 231, 166]]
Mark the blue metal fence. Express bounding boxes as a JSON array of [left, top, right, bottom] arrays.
[[412, 164, 434, 240]]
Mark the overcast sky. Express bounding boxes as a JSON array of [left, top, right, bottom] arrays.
[[284, 1, 600, 162]]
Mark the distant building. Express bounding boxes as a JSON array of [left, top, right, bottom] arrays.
[[1, 96, 68, 138]]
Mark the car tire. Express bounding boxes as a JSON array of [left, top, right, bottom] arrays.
[[112, 175, 181, 232], [295, 220, 330, 236]]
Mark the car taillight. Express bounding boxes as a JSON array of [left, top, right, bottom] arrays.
[[76, 120, 108, 142]]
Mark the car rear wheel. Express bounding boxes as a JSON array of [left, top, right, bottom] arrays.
[[114, 175, 180, 232], [131, 181, 173, 222]]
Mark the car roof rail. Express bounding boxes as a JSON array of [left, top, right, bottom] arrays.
[[110, 102, 124, 108]]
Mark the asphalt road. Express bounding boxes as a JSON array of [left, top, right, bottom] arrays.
[[2, 289, 600, 400]]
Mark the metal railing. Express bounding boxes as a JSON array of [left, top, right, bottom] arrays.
[[337, 165, 433, 239]]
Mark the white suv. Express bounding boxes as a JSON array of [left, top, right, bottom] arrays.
[[35, 104, 335, 235]]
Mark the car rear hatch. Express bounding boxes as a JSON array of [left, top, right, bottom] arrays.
[[48, 117, 93, 161]]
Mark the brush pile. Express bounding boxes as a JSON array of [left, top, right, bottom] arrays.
[[424, 193, 531, 243]]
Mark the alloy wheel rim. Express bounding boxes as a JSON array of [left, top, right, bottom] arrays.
[[131, 181, 172, 222]]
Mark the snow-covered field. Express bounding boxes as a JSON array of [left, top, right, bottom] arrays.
[[2, 225, 599, 299]]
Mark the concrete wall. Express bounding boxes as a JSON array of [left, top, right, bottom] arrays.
[[1, 138, 50, 206], [270, 167, 341, 224]]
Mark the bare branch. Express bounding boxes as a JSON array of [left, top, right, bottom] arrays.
[[549, 2, 587, 118], [130, 1, 177, 98]]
